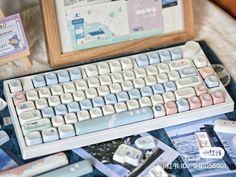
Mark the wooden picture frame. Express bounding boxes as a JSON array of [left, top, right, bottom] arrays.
[[40, 0, 194, 67]]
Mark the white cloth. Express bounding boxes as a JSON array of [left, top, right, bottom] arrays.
[[1, 0, 236, 81]]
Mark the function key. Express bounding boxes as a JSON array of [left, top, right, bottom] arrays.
[[148, 52, 160, 64], [136, 54, 149, 67], [159, 50, 171, 62], [84, 64, 98, 77], [170, 48, 182, 60], [69, 68, 82, 80], [97, 63, 110, 75], [120, 57, 134, 70], [109, 60, 122, 72], [45, 73, 58, 85], [57, 70, 70, 83], [32, 76, 46, 88]]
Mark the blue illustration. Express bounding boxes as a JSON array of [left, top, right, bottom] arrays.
[[8, 34, 21, 50]]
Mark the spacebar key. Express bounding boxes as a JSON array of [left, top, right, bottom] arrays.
[[75, 107, 154, 135]]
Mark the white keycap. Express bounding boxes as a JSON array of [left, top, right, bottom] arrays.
[[127, 100, 140, 110], [19, 110, 42, 125], [183, 41, 201, 58], [16, 101, 35, 115], [35, 98, 48, 109], [64, 113, 78, 124], [102, 105, 115, 115], [85, 88, 98, 99], [176, 76, 202, 89], [77, 110, 90, 121], [61, 93, 73, 104], [153, 104, 166, 117], [97, 86, 110, 96], [120, 57, 133, 70], [42, 127, 59, 143], [145, 76, 157, 86], [75, 80, 88, 90], [114, 102, 127, 113], [9, 79, 22, 92], [156, 73, 168, 83], [110, 83, 122, 94], [63, 83, 76, 93], [99, 75, 112, 85], [146, 65, 158, 76], [194, 55, 208, 68], [168, 71, 180, 81], [38, 88, 51, 98], [111, 73, 124, 83], [90, 107, 103, 118], [169, 59, 192, 71], [84, 64, 98, 77], [109, 60, 122, 72], [139, 97, 152, 107], [97, 62, 110, 75], [25, 131, 42, 146], [51, 85, 63, 96], [175, 87, 196, 100], [123, 70, 135, 81], [51, 116, 65, 127], [121, 81, 134, 91], [113, 144, 143, 166], [22, 118, 51, 135], [151, 94, 164, 105], [157, 63, 169, 73], [135, 136, 157, 150], [133, 78, 145, 89], [87, 77, 100, 88], [73, 91, 86, 101], [134, 68, 147, 78], [48, 96, 61, 106], [163, 92, 176, 102], [149, 165, 168, 177], [214, 120, 236, 134], [58, 124, 75, 139], [26, 90, 38, 101]]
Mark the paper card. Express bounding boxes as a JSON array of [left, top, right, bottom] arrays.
[[0, 14, 28, 59], [128, 0, 163, 39]]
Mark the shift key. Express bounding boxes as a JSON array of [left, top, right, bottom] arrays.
[[175, 76, 202, 89]]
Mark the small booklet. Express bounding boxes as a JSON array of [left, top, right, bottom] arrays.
[[73, 132, 179, 177]]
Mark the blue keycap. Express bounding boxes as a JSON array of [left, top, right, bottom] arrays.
[[140, 86, 153, 97], [32, 75, 46, 88], [163, 81, 177, 92], [176, 98, 189, 112], [152, 84, 165, 94], [136, 54, 149, 67], [55, 104, 68, 115], [148, 52, 160, 64], [128, 89, 141, 99], [45, 73, 58, 85], [104, 94, 117, 105], [67, 102, 80, 113], [92, 97, 105, 107], [69, 68, 82, 80], [179, 67, 197, 78], [116, 91, 129, 102], [57, 70, 70, 83], [42, 107, 55, 118], [159, 50, 171, 62], [170, 48, 182, 60], [80, 99, 93, 110], [75, 107, 154, 135]]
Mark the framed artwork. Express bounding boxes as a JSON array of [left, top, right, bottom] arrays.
[[40, 0, 194, 67]]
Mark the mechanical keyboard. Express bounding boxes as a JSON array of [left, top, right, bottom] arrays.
[[3, 41, 234, 159]]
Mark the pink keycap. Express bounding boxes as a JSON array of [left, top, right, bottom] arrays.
[[211, 91, 225, 104], [188, 96, 201, 109], [164, 101, 177, 115], [13, 92, 26, 105], [199, 67, 214, 79], [194, 84, 208, 96], [199, 94, 213, 107]]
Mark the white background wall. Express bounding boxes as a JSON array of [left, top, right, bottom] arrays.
[[0, 0, 38, 15]]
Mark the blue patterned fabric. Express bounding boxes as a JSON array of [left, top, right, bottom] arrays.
[[0, 41, 235, 177]]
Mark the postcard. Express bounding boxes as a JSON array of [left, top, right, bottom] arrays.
[[73, 132, 179, 177], [0, 14, 28, 59]]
